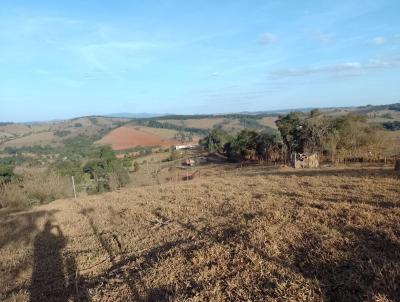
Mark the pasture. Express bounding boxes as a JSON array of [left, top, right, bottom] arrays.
[[1, 165, 399, 302]]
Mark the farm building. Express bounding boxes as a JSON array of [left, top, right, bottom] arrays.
[[175, 144, 198, 150]]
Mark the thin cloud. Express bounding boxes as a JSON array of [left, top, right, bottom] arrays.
[[271, 57, 400, 78], [258, 32, 277, 45], [369, 36, 386, 45], [312, 31, 336, 45], [77, 40, 162, 77]]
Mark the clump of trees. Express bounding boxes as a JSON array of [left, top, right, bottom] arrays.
[[83, 146, 130, 192], [201, 127, 283, 163], [135, 119, 208, 136], [199, 128, 232, 153], [0, 145, 132, 209], [201, 110, 383, 164], [174, 131, 193, 142], [383, 121, 400, 131]]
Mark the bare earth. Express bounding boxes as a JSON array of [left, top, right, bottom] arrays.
[[96, 126, 182, 150], [1, 166, 399, 302]]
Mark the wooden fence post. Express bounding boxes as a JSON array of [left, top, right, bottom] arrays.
[[71, 176, 77, 199]]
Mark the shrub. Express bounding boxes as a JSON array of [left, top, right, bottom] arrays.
[[0, 181, 30, 208], [23, 171, 73, 203], [0, 170, 73, 208], [382, 121, 400, 131], [54, 130, 71, 137], [0, 165, 15, 185], [168, 148, 180, 161]]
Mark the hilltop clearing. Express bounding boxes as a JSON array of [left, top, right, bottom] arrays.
[[1, 166, 399, 301], [96, 126, 197, 150]]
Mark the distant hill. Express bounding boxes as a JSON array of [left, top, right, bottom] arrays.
[[104, 113, 167, 119], [104, 102, 400, 119], [1, 102, 399, 150]]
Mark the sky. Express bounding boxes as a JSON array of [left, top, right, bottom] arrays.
[[1, 0, 400, 122]]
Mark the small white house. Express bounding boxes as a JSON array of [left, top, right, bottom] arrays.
[[175, 144, 198, 150]]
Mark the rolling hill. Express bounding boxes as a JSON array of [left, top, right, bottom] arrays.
[[1, 102, 399, 151]]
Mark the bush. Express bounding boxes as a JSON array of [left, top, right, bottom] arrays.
[[0, 181, 30, 208], [0, 170, 73, 208], [0, 165, 15, 184], [382, 121, 400, 131], [388, 103, 400, 111], [168, 148, 180, 161], [24, 171, 73, 203], [54, 130, 71, 137]]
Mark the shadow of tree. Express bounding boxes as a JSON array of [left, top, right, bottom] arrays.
[[243, 167, 399, 179], [0, 209, 59, 249], [292, 227, 400, 302]]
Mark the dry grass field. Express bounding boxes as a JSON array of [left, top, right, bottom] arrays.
[[258, 116, 279, 129], [381, 130, 400, 157], [0, 131, 61, 149], [158, 118, 228, 130], [133, 126, 187, 140], [1, 166, 399, 302], [157, 118, 252, 132], [0, 117, 130, 149]]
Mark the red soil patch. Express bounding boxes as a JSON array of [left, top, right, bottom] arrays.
[[97, 126, 181, 150]]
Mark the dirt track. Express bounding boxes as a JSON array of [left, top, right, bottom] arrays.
[[1, 167, 400, 301]]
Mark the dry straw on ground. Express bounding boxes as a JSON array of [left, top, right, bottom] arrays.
[[0, 166, 399, 302]]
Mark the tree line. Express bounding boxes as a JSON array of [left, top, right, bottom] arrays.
[[200, 110, 384, 163]]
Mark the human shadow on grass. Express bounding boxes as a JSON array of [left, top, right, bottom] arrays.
[[0, 210, 62, 299], [30, 220, 89, 302]]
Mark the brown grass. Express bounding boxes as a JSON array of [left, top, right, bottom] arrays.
[[0, 171, 73, 208], [258, 116, 279, 128], [158, 118, 227, 129], [0, 131, 61, 149], [0, 166, 399, 301]]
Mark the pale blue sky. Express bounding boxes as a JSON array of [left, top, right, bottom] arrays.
[[1, 0, 400, 122]]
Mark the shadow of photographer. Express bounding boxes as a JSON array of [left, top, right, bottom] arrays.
[[30, 220, 89, 302]]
